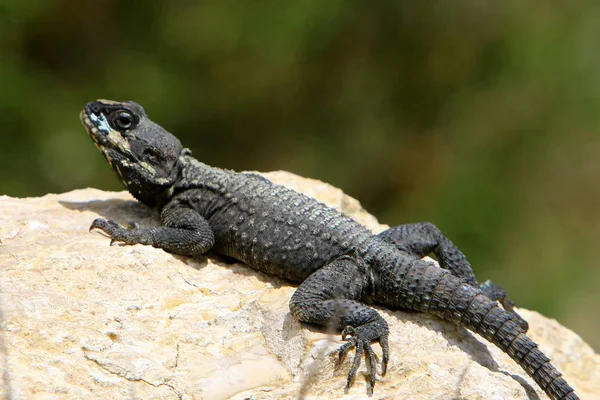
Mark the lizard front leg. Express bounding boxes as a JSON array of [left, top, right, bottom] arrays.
[[289, 256, 389, 393], [90, 202, 215, 256], [378, 222, 528, 330]]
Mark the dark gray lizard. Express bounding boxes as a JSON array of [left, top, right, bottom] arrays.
[[80, 99, 579, 400]]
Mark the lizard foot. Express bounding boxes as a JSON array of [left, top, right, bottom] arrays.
[[480, 280, 529, 331], [89, 218, 147, 246], [338, 322, 389, 393]]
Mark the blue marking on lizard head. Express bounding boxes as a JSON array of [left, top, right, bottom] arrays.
[[80, 99, 186, 207]]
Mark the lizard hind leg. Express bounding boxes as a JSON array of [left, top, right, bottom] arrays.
[[377, 222, 478, 284], [378, 222, 528, 331], [289, 256, 389, 393]]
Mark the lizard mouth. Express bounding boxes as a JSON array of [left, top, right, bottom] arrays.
[[80, 110, 103, 146], [80, 103, 112, 145], [80, 102, 132, 154]]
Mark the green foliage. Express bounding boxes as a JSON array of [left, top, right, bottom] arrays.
[[1, 0, 599, 349]]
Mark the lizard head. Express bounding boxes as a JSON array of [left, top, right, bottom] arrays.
[[80, 99, 186, 207]]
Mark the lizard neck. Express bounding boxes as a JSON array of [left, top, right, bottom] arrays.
[[169, 155, 233, 198]]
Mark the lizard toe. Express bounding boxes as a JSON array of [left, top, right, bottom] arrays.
[[338, 323, 388, 392], [89, 218, 135, 244], [380, 334, 390, 376]]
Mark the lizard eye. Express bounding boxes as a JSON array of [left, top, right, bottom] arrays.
[[110, 110, 136, 131]]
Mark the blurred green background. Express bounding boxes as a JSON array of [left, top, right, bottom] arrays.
[[1, 1, 599, 351]]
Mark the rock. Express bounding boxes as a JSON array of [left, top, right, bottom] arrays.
[[0, 170, 598, 400]]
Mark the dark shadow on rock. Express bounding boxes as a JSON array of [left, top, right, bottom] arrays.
[[170, 254, 210, 270], [503, 372, 540, 400], [59, 198, 290, 290], [393, 309, 538, 398], [213, 258, 289, 289], [400, 309, 500, 370], [60, 199, 159, 226], [453, 356, 539, 400]]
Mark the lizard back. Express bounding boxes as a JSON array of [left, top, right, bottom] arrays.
[[172, 157, 384, 282]]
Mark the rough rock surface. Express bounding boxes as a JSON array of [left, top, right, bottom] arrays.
[[1, 171, 598, 400]]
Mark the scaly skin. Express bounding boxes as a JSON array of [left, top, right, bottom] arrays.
[[80, 99, 579, 399]]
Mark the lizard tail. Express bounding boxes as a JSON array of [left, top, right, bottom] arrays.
[[424, 270, 579, 400], [380, 258, 579, 399]]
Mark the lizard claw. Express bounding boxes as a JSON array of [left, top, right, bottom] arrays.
[[337, 323, 389, 393], [90, 218, 121, 232], [89, 218, 132, 245], [341, 326, 356, 341], [89, 218, 103, 232]]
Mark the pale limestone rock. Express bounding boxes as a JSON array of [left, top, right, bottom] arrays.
[[0, 170, 598, 400]]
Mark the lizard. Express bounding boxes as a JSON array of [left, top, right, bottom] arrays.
[[80, 99, 579, 400]]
